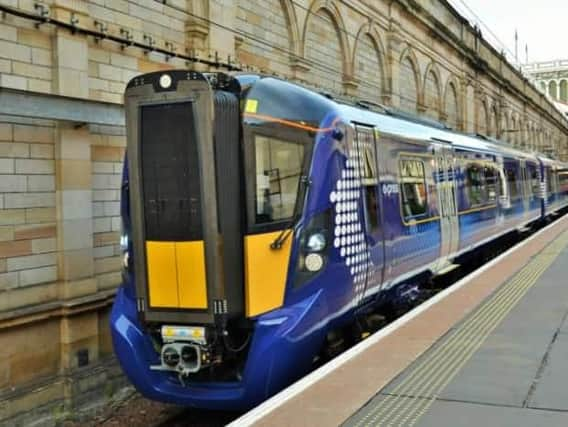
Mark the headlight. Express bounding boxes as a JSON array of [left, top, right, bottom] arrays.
[[304, 253, 324, 272], [120, 233, 128, 252], [122, 251, 130, 270], [306, 232, 326, 252], [119, 224, 130, 273]]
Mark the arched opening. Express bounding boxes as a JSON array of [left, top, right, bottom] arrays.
[[560, 80, 568, 102], [399, 54, 419, 114], [500, 114, 508, 142], [354, 33, 384, 103], [478, 101, 488, 136], [549, 81, 558, 100], [511, 116, 517, 145], [236, 0, 296, 77], [444, 81, 459, 130], [424, 69, 441, 121], [490, 106, 499, 138], [304, 7, 345, 91]]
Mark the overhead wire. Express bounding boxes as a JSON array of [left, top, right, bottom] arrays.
[[154, 0, 425, 105], [0, 3, 240, 70], [448, 0, 518, 64]]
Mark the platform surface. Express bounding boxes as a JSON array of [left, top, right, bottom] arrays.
[[346, 226, 568, 426], [232, 215, 568, 427]]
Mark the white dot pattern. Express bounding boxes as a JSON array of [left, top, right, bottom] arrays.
[[329, 146, 372, 302]]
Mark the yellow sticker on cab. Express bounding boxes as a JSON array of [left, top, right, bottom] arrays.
[[245, 99, 258, 113]]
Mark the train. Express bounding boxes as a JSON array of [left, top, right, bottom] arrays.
[[110, 71, 568, 410]]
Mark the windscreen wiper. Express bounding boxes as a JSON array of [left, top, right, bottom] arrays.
[[270, 214, 300, 250], [270, 176, 310, 250]]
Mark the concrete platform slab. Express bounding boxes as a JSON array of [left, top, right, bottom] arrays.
[[345, 228, 568, 426], [529, 332, 568, 411], [417, 399, 568, 427]]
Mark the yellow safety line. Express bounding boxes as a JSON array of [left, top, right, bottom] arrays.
[[397, 261, 554, 427], [382, 238, 568, 426], [355, 260, 542, 426], [367, 261, 549, 426], [351, 230, 568, 427]]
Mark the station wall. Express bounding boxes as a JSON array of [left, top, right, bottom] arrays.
[[0, 0, 567, 423]]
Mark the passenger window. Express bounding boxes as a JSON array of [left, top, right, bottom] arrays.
[[546, 167, 554, 195], [484, 166, 498, 203], [529, 165, 540, 197], [506, 167, 519, 200], [559, 169, 568, 191], [399, 158, 428, 219], [254, 135, 305, 224], [465, 163, 486, 206]]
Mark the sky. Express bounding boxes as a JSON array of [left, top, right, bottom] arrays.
[[447, 0, 568, 64]]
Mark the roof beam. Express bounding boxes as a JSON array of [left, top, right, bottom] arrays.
[[0, 87, 125, 127]]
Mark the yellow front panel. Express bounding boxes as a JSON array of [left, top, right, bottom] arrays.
[[176, 241, 208, 309], [244, 230, 293, 317], [146, 241, 179, 308]]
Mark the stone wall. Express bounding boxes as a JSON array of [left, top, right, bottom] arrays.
[[0, 0, 568, 424]]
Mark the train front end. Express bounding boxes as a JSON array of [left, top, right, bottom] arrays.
[[110, 71, 340, 410]]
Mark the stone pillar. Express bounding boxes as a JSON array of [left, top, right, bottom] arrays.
[[291, 58, 311, 84], [343, 77, 359, 98], [386, 33, 402, 109], [385, 6, 403, 109], [55, 125, 100, 405], [186, 0, 210, 72], [52, 1, 89, 99], [55, 126, 95, 301], [462, 77, 475, 133], [207, 0, 236, 67]]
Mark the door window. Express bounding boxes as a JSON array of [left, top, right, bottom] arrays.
[[484, 166, 498, 203], [356, 128, 380, 233], [506, 167, 519, 200]]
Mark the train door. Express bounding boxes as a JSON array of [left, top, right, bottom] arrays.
[[432, 141, 459, 270], [353, 124, 385, 300]]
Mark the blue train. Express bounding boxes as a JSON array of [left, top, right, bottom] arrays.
[[111, 71, 568, 410]]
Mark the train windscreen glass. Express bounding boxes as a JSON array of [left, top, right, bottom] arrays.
[[254, 135, 305, 224], [140, 102, 203, 241]]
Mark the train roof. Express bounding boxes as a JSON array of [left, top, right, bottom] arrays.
[[238, 74, 565, 166]]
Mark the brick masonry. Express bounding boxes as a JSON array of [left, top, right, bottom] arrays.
[[0, 0, 567, 424]]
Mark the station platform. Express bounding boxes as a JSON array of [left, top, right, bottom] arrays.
[[231, 214, 568, 427]]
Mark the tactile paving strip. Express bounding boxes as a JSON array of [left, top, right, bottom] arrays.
[[346, 230, 568, 427]]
